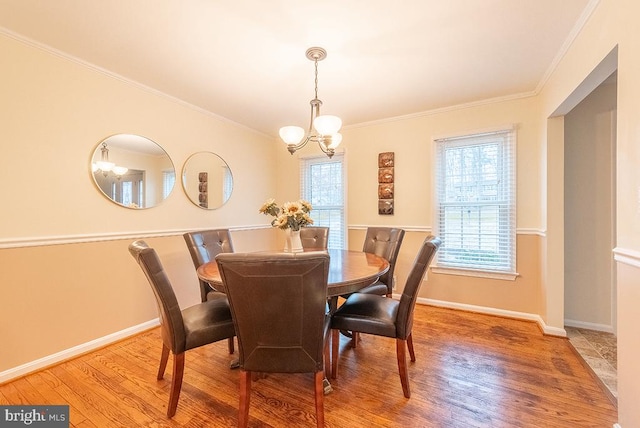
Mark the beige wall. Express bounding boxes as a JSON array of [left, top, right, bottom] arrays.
[[0, 229, 274, 373], [275, 95, 543, 229], [0, 33, 277, 375], [618, 262, 640, 425], [0, 33, 275, 240], [278, 95, 546, 319], [349, 229, 541, 315]]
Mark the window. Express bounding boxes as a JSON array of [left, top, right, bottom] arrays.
[[223, 166, 233, 202], [301, 153, 346, 249], [433, 128, 516, 279], [109, 169, 143, 208], [163, 170, 175, 200]]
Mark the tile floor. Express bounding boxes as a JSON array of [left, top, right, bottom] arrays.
[[565, 326, 617, 399]]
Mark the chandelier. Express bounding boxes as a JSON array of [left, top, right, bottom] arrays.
[[93, 142, 128, 178], [279, 47, 342, 158]]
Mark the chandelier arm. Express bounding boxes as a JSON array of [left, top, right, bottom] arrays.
[[316, 140, 335, 158], [287, 135, 312, 155]]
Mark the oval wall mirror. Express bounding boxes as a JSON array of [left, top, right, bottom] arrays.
[[182, 151, 233, 209], [90, 134, 175, 209]]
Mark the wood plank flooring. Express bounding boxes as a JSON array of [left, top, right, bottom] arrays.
[[0, 305, 617, 427]]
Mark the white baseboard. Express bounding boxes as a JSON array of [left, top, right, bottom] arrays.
[[0, 318, 159, 384], [613, 423, 622, 428], [564, 318, 615, 334], [410, 297, 567, 337]]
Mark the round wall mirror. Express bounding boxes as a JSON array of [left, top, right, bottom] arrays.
[[90, 134, 175, 209], [182, 151, 233, 209]]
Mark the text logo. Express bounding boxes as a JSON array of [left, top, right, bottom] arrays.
[[0, 406, 69, 428]]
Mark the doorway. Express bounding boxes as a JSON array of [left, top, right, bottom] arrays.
[[557, 54, 618, 400], [564, 72, 617, 335]]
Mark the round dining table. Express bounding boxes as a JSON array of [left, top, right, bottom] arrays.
[[197, 248, 390, 301]]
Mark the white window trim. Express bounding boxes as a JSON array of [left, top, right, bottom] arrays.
[[431, 266, 518, 281], [432, 126, 517, 279], [299, 150, 348, 249]]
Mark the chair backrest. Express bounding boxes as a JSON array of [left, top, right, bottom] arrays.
[[300, 226, 329, 250], [183, 229, 234, 301], [396, 236, 441, 339], [362, 227, 406, 289], [128, 240, 187, 354], [216, 252, 330, 373]]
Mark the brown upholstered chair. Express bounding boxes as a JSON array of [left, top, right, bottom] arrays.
[[183, 229, 236, 353], [128, 240, 236, 418], [356, 227, 405, 296], [330, 236, 441, 398], [216, 252, 330, 428], [183, 229, 234, 302], [300, 226, 330, 249]]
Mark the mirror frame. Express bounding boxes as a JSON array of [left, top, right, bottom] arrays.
[[182, 151, 233, 210]]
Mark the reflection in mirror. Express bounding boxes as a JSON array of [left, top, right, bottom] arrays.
[[182, 152, 233, 209], [91, 134, 175, 209]]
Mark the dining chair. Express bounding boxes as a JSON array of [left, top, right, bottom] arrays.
[[183, 229, 235, 353], [183, 229, 234, 301], [128, 240, 236, 418], [300, 226, 329, 250], [356, 227, 405, 297], [330, 235, 441, 398], [216, 251, 331, 428]]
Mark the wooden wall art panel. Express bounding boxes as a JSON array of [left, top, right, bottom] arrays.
[[377, 152, 394, 215], [198, 172, 208, 209]]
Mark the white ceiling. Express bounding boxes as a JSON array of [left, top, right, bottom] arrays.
[[0, 0, 596, 137]]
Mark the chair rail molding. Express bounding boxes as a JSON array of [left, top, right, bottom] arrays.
[[0, 225, 271, 249], [613, 246, 640, 269], [349, 225, 544, 236], [348, 225, 432, 233]]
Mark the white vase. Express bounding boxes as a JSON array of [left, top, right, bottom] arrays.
[[284, 228, 304, 253]]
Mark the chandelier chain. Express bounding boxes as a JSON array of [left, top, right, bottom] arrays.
[[314, 58, 319, 100]]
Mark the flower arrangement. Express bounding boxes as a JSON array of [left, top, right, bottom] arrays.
[[259, 198, 313, 231]]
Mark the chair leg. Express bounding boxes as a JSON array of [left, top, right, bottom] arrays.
[[323, 333, 331, 380], [407, 332, 416, 362], [314, 371, 325, 428], [157, 344, 170, 380], [167, 352, 185, 418], [396, 338, 411, 398], [238, 370, 252, 428], [228, 337, 235, 354], [331, 329, 339, 379], [352, 332, 359, 348]]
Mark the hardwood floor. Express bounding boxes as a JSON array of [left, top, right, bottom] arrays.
[[1, 305, 617, 427]]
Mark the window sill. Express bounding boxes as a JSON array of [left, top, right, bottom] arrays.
[[431, 266, 519, 281]]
